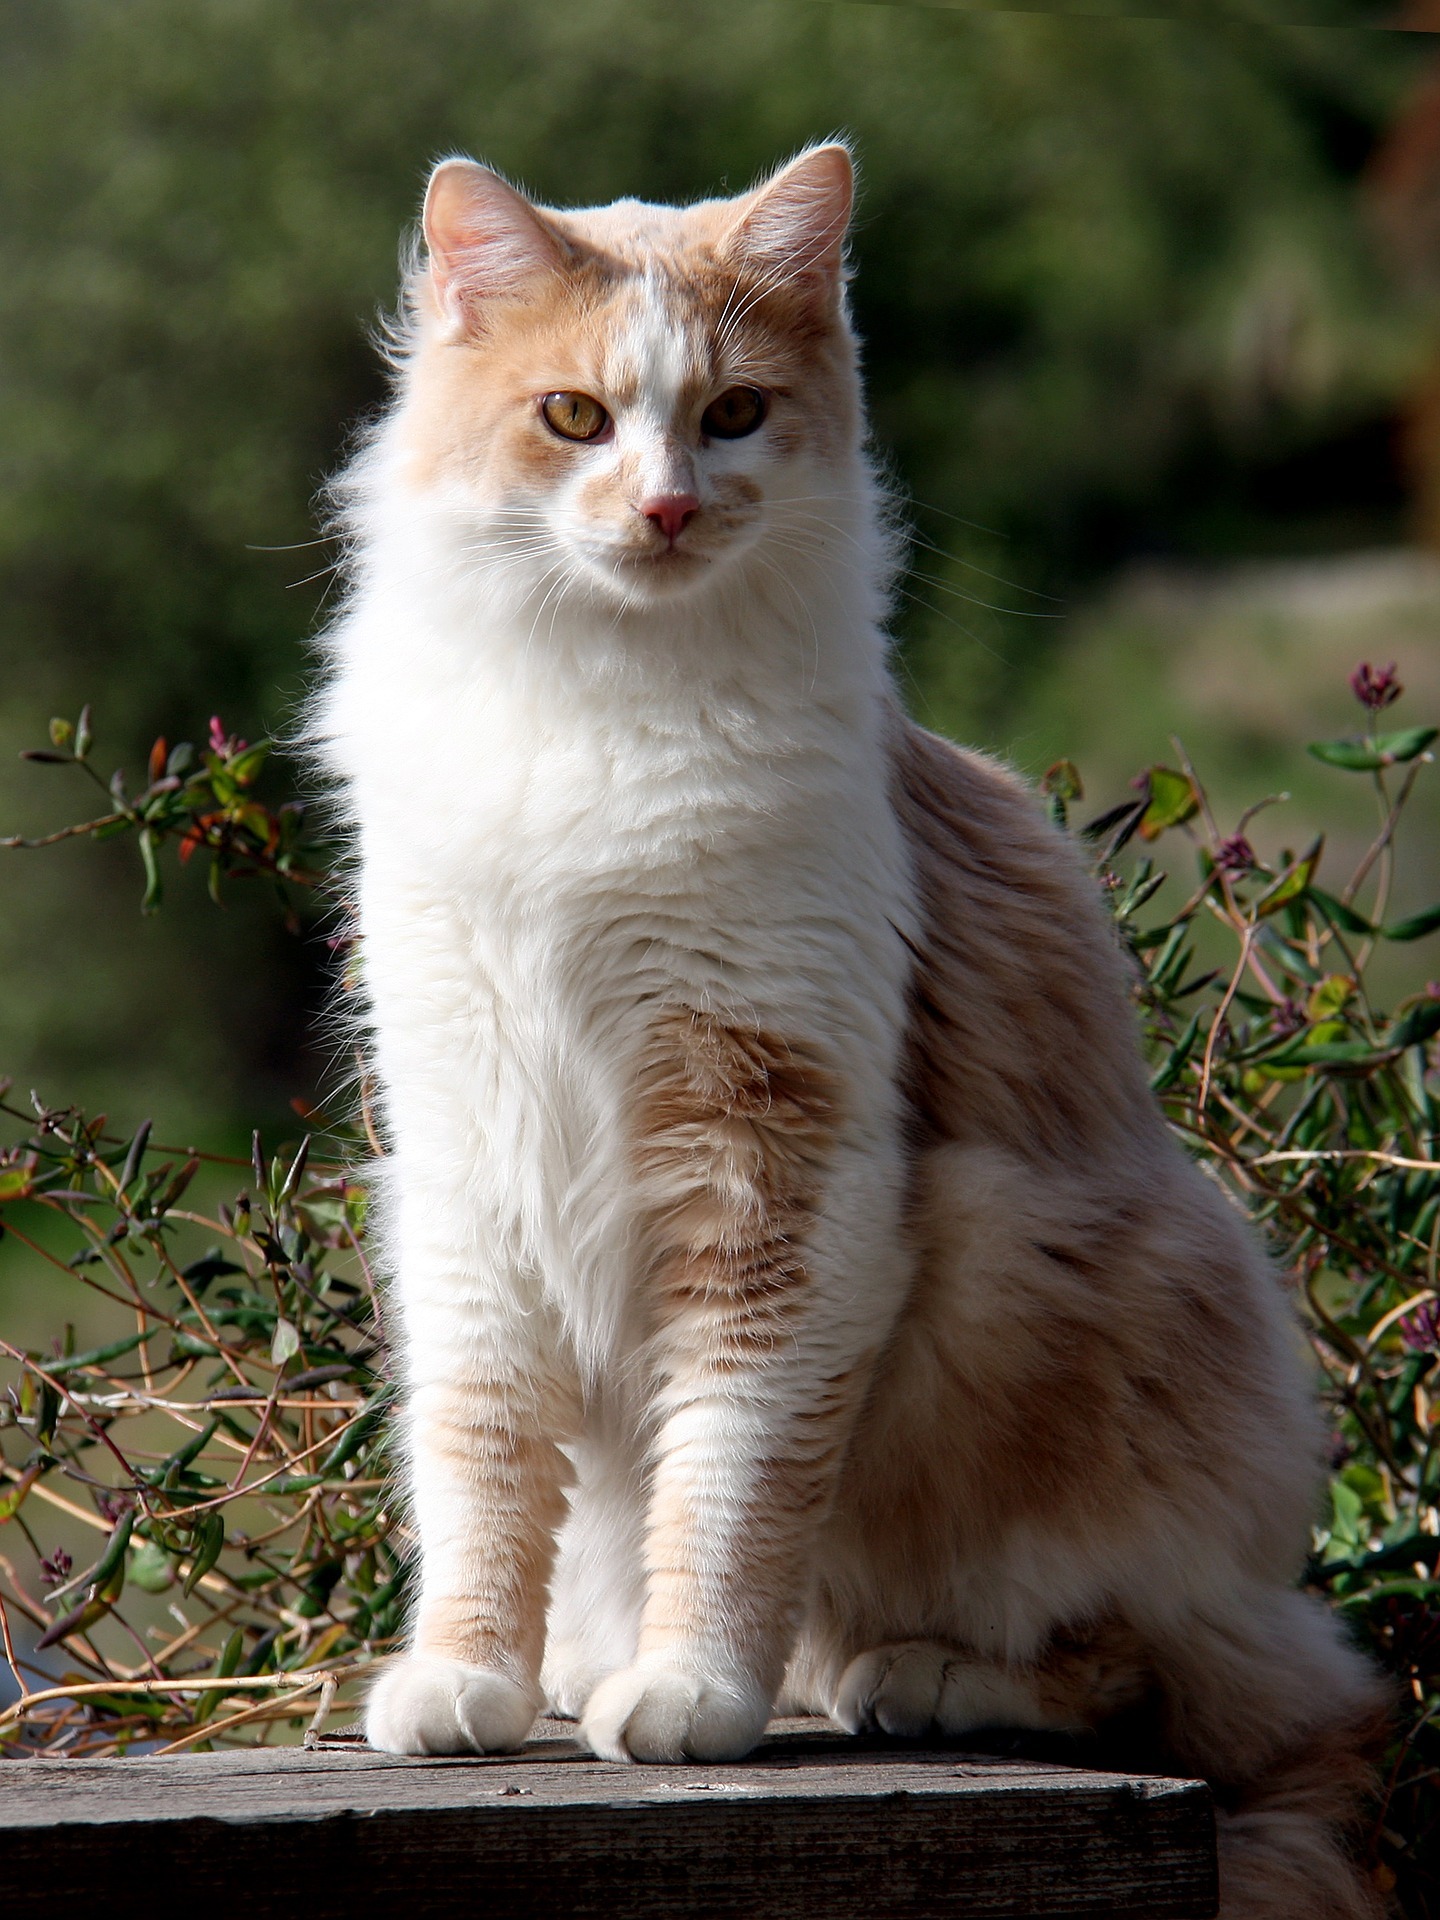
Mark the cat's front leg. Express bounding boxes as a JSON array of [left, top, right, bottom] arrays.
[[366, 1187, 574, 1756], [581, 1013, 903, 1764]]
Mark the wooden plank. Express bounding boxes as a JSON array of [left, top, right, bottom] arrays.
[[3, 1717, 1218, 1919]]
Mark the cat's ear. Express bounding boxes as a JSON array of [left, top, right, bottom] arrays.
[[422, 159, 562, 328], [719, 144, 854, 296]]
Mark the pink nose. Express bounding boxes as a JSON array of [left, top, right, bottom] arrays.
[[641, 493, 700, 544]]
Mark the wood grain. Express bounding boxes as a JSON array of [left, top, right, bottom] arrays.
[[3, 1716, 1218, 1919]]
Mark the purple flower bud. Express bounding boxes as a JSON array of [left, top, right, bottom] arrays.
[[1215, 833, 1256, 876], [1399, 1300, 1440, 1353], [39, 1548, 72, 1588], [1348, 662, 1402, 711]]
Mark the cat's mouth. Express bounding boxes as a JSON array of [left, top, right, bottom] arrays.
[[616, 546, 707, 570], [570, 526, 751, 603], [603, 543, 713, 594]]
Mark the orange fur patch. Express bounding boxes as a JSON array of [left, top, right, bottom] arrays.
[[409, 1382, 570, 1686], [631, 1010, 855, 1678], [635, 1009, 841, 1326], [892, 719, 1156, 1161]]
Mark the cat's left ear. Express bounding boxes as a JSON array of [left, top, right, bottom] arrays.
[[422, 158, 564, 330], [719, 144, 854, 298]]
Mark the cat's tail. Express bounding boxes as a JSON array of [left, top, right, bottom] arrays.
[[1211, 1706, 1390, 1920], [1149, 1587, 1392, 1920]]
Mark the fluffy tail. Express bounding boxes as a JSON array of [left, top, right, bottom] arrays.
[[1148, 1590, 1392, 1920], [1213, 1705, 1390, 1920]]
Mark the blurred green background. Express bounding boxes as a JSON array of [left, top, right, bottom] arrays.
[[3, 0, 1439, 1152]]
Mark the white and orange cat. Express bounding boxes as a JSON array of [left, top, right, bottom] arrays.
[[316, 147, 1387, 1918]]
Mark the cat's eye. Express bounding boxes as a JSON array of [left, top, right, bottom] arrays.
[[702, 386, 768, 440], [540, 392, 610, 441]]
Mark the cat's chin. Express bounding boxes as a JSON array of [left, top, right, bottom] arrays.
[[589, 545, 720, 606]]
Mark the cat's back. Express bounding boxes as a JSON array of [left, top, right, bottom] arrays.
[[891, 718, 1157, 1159]]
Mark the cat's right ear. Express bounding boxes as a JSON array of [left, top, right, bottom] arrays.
[[422, 160, 562, 331]]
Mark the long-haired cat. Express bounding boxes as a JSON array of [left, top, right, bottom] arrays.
[[315, 146, 1388, 1919]]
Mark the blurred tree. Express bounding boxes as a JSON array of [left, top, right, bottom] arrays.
[[0, 0, 1427, 1134]]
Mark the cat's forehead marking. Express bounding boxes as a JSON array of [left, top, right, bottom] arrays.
[[601, 271, 708, 417], [554, 197, 739, 415]]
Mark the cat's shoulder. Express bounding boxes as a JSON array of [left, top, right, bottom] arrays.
[[890, 715, 1054, 850], [888, 713, 1117, 942]]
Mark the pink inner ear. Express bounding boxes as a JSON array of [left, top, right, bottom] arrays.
[[722, 147, 854, 285], [423, 160, 561, 311]]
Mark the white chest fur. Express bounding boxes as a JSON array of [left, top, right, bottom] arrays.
[[319, 563, 915, 1370]]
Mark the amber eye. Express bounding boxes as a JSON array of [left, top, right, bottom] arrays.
[[701, 386, 767, 440], [540, 391, 610, 441]]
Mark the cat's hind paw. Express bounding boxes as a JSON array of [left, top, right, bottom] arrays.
[[581, 1663, 769, 1763], [834, 1641, 1053, 1740], [365, 1653, 538, 1755]]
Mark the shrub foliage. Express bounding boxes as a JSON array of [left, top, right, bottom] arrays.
[[0, 679, 1437, 1905]]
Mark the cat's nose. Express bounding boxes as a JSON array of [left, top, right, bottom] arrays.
[[640, 493, 700, 545]]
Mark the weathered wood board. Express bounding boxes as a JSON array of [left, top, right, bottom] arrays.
[[4, 1716, 1218, 1919]]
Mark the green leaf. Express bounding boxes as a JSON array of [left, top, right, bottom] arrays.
[[229, 743, 269, 787], [1387, 1000, 1440, 1050], [168, 1332, 221, 1360], [138, 825, 162, 913], [1309, 888, 1373, 936], [36, 1590, 116, 1651], [117, 1118, 152, 1195], [128, 1538, 175, 1594], [0, 1464, 40, 1522], [1307, 726, 1438, 772], [1380, 902, 1440, 943], [1082, 795, 1147, 856], [1042, 757, 1083, 828], [1373, 725, 1438, 762], [1255, 835, 1322, 918], [1137, 766, 1199, 841], [271, 1316, 301, 1365], [1306, 975, 1355, 1021], [1041, 758, 1083, 801], [192, 1626, 247, 1728], [1273, 1040, 1390, 1069], [150, 1417, 219, 1487], [1150, 1011, 1203, 1092], [1325, 1478, 1367, 1558], [320, 1401, 389, 1473], [48, 1329, 149, 1376], [183, 1510, 226, 1597], [88, 1510, 136, 1592]]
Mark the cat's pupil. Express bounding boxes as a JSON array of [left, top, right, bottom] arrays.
[[702, 386, 767, 440], [541, 392, 610, 441]]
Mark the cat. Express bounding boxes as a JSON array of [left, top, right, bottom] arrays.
[[314, 145, 1389, 1919]]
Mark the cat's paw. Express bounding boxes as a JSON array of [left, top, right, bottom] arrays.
[[365, 1653, 538, 1755], [834, 1641, 1048, 1739], [581, 1662, 769, 1763], [541, 1647, 612, 1721]]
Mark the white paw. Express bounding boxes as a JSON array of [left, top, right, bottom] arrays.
[[365, 1653, 538, 1755], [581, 1662, 769, 1763], [835, 1641, 949, 1737], [835, 1641, 1049, 1739], [541, 1647, 612, 1720]]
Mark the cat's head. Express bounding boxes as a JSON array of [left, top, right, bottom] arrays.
[[395, 145, 861, 607]]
